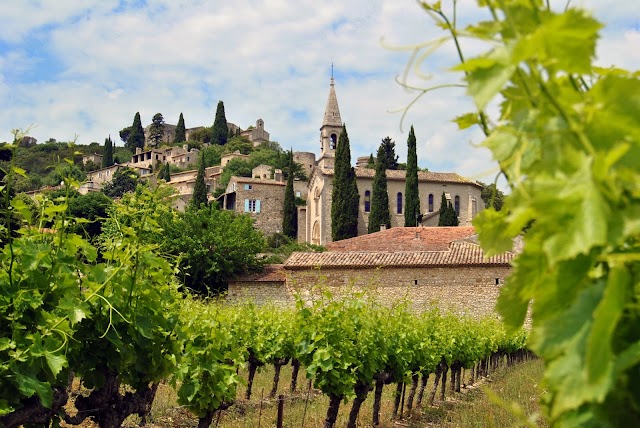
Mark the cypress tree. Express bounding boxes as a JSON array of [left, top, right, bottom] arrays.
[[438, 192, 448, 226], [126, 112, 145, 151], [331, 125, 359, 241], [282, 150, 298, 239], [164, 162, 171, 182], [102, 135, 113, 167], [404, 125, 420, 226], [211, 101, 228, 145], [380, 136, 399, 170], [368, 143, 390, 233], [190, 153, 208, 209], [157, 164, 165, 181], [367, 153, 375, 169], [446, 201, 459, 226], [174, 112, 186, 143]]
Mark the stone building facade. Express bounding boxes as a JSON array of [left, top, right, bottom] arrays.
[[219, 176, 286, 236], [228, 227, 515, 318]]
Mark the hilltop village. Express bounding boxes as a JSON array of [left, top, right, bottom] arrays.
[[53, 78, 485, 246]]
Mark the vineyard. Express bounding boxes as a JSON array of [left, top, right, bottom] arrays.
[[0, 171, 529, 428]]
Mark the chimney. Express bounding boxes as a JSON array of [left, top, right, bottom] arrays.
[[183, 144, 188, 151], [135, 147, 142, 155], [380, 225, 387, 231], [274, 168, 283, 182]]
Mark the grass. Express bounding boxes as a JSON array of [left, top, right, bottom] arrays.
[[64, 358, 547, 427]]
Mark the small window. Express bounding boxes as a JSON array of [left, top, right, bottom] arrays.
[[495, 278, 500, 285], [295, 191, 301, 198], [414, 279, 418, 285], [397, 192, 403, 214], [364, 190, 371, 213], [244, 184, 252, 190], [428, 194, 434, 212], [454, 195, 460, 216], [244, 199, 261, 213]]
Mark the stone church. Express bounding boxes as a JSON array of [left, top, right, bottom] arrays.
[[301, 78, 484, 246]]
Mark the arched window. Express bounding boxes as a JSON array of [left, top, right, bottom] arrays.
[[397, 192, 403, 214], [454, 195, 460, 216], [330, 133, 337, 149], [364, 190, 371, 213], [428, 194, 434, 212]]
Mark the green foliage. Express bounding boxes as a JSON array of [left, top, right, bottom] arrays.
[[102, 167, 138, 198], [331, 125, 359, 241], [160, 204, 265, 295], [414, 1, 640, 424], [125, 112, 145, 151], [190, 152, 208, 209], [367, 153, 375, 169], [282, 150, 298, 239], [368, 143, 390, 233], [102, 136, 114, 168], [379, 136, 399, 170], [438, 196, 459, 227], [148, 112, 165, 148], [224, 136, 253, 155], [211, 101, 229, 146], [404, 125, 420, 226], [164, 162, 171, 182], [68, 192, 113, 241], [174, 112, 186, 143], [478, 181, 505, 211], [43, 161, 85, 188], [187, 126, 212, 145]]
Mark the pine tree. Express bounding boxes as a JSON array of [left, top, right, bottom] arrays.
[[102, 135, 114, 168], [282, 150, 298, 239], [380, 136, 399, 170], [368, 143, 390, 233], [331, 125, 360, 241], [126, 112, 145, 151], [164, 162, 171, 182], [148, 113, 165, 148], [211, 101, 228, 146], [174, 112, 186, 143], [404, 125, 420, 226], [190, 153, 208, 209]]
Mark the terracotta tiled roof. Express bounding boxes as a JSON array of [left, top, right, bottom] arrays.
[[230, 264, 286, 282], [284, 242, 514, 269], [326, 227, 477, 252], [318, 168, 481, 187]]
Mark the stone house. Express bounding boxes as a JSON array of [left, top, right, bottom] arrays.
[[218, 176, 286, 236], [221, 151, 251, 168], [227, 226, 515, 318], [85, 164, 124, 186], [164, 166, 222, 211], [82, 153, 103, 166], [129, 145, 200, 171]]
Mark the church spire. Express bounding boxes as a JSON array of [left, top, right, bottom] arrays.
[[322, 72, 342, 129]]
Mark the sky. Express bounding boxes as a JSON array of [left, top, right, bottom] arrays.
[[1, 0, 638, 188]]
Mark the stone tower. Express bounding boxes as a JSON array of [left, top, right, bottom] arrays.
[[317, 76, 343, 169]]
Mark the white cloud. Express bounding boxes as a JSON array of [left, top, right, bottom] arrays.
[[0, 0, 637, 190]]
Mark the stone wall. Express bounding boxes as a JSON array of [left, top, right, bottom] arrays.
[[228, 265, 511, 319], [234, 180, 285, 236]]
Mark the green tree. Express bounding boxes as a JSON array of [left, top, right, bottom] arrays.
[[161, 205, 265, 294], [102, 167, 138, 198], [437, 192, 449, 226], [174, 112, 186, 143], [188, 126, 212, 145], [368, 143, 390, 233], [211, 101, 228, 146], [367, 153, 375, 169], [148, 113, 165, 148], [164, 162, 171, 182], [119, 126, 132, 145], [282, 150, 298, 239], [190, 152, 208, 208], [379, 136, 399, 170], [331, 125, 359, 241], [102, 135, 114, 168], [68, 192, 113, 241], [478, 181, 505, 211], [404, 126, 420, 226], [125, 112, 145, 151]]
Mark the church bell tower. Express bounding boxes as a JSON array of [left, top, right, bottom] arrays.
[[317, 71, 343, 169]]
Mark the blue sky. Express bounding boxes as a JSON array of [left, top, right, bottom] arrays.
[[1, 0, 638, 188]]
